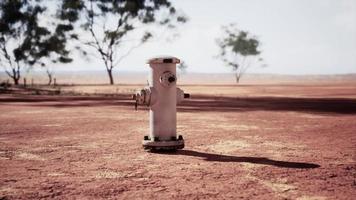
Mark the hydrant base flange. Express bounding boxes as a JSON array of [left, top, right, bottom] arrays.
[[142, 138, 184, 150]]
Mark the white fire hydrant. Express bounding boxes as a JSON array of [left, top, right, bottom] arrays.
[[134, 56, 189, 150]]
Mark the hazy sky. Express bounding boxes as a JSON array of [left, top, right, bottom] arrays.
[[73, 0, 355, 74]]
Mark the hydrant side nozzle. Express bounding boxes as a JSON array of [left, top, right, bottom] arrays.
[[133, 87, 154, 108], [184, 93, 190, 98]]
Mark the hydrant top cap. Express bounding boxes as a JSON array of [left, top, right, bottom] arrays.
[[147, 56, 180, 64]]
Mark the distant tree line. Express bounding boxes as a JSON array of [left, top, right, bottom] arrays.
[[0, 0, 187, 85], [1, 1, 264, 86], [0, 0, 73, 85]]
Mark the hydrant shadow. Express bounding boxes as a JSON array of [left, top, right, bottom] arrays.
[[172, 150, 320, 169]]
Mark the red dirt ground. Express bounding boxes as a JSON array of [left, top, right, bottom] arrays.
[[0, 84, 356, 199]]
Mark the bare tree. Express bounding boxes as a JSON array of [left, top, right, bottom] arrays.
[[58, 0, 187, 85], [0, 0, 73, 85], [45, 67, 53, 85], [177, 60, 188, 74], [216, 24, 264, 83]]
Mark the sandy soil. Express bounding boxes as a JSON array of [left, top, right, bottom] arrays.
[[0, 83, 355, 199]]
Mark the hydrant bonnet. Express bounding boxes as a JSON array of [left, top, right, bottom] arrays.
[[147, 56, 180, 64]]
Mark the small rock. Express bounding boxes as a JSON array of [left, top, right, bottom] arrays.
[[329, 174, 337, 178]]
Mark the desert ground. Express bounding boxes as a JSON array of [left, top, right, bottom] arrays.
[[0, 77, 356, 199]]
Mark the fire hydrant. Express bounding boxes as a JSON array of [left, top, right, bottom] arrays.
[[134, 56, 189, 150]]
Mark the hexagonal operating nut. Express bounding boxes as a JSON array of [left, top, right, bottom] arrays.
[[159, 71, 176, 87]]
